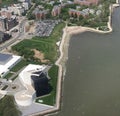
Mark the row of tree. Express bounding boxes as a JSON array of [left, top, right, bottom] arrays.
[[0, 96, 21, 116]]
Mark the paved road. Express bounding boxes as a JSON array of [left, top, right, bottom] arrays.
[[0, 3, 36, 51], [0, 19, 27, 51], [9, 66, 26, 80]]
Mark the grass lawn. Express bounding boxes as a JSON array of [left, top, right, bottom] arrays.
[[12, 22, 65, 63], [0, 0, 18, 7], [3, 73, 13, 79], [10, 59, 28, 72], [0, 96, 21, 116], [36, 65, 58, 106], [1, 85, 8, 90], [11, 75, 18, 81], [12, 22, 65, 106]]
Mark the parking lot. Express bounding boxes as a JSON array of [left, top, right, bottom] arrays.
[[35, 20, 61, 37]]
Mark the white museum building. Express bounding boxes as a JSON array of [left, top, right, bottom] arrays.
[[15, 64, 47, 106], [0, 53, 21, 77]]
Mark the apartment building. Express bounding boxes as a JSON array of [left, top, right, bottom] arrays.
[[51, 5, 61, 16], [0, 16, 18, 31], [33, 7, 49, 20], [0, 31, 11, 44], [74, 0, 99, 6], [69, 8, 89, 18]]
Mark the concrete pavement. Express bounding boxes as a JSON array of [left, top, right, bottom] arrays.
[[0, 18, 27, 52]]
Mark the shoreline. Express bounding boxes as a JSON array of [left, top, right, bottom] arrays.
[[29, 0, 119, 115], [53, 0, 120, 115]]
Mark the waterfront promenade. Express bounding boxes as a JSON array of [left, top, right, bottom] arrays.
[[9, 0, 119, 115]]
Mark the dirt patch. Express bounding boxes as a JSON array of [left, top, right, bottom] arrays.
[[29, 24, 35, 33], [32, 49, 49, 63], [25, 21, 36, 33]]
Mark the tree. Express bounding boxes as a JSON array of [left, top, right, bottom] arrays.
[[0, 96, 21, 116]]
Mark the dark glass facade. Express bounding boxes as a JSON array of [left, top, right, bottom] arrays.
[[31, 71, 51, 97]]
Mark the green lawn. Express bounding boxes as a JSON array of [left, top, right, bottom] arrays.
[[1, 85, 8, 90], [12, 22, 65, 63], [36, 65, 58, 106], [11, 75, 18, 81], [10, 59, 28, 72], [3, 73, 13, 79], [0, 0, 18, 7], [0, 96, 21, 116], [12, 22, 65, 106]]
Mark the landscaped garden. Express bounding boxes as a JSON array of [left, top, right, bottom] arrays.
[[0, 0, 18, 7], [3, 73, 14, 79], [0, 96, 21, 116], [10, 59, 28, 72], [36, 65, 58, 105], [12, 22, 65, 64], [12, 22, 65, 106]]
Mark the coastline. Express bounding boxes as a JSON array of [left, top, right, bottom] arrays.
[[53, 0, 120, 115], [29, 0, 120, 116]]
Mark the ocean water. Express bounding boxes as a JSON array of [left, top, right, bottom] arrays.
[[55, 2, 120, 116]]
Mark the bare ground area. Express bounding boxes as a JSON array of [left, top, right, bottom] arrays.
[[25, 21, 36, 33], [32, 49, 49, 63], [29, 24, 35, 33]]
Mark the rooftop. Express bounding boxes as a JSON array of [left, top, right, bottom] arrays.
[[0, 54, 21, 77], [0, 53, 12, 65]]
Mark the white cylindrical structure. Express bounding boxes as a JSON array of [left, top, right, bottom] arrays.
[[15, 90, 33, 106]]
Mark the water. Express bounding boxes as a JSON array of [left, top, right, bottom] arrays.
[[55, 3, 120, 116]]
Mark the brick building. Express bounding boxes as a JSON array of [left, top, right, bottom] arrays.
[[69, 9, 89, 18], [51, 5, 61, 17], [74, 0, 99, 6], [0, 8, 13, 19], [33, 8, 49, 20]]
